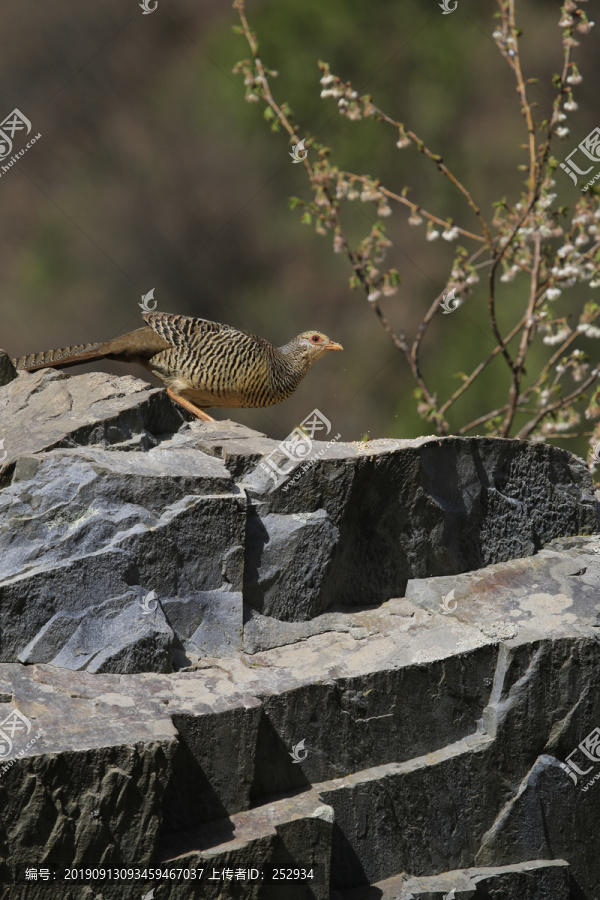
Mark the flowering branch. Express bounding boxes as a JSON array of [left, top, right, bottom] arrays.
[[232, 0, 600, 464]]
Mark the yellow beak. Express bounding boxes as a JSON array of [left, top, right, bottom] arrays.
[[325, 341, 343, 351]]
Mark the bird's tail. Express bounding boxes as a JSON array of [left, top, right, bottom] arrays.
[[12, 326, 170, 372], [12, 341, 109, 372]]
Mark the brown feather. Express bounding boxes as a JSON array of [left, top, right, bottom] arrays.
[[11, 313, 342, 410]]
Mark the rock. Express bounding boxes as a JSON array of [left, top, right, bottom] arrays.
[[0, 369, 188, 476], [244, 508, 340, 620], [18, 587, 175, 673], [1, 368, 600, 896], [0, 350, 17, 387], [0, 443, 246, 671], [1, 537, 600, 895], [475, 754, 600, 883], [331, 859, 571, 899], [1, 370, 596, 666], [239, 434, 597, 622], [405, 540, 600, 639], [158, 792, 334, 900]]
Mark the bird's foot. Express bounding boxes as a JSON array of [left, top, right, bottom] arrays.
[[167, 386, 215, 421]]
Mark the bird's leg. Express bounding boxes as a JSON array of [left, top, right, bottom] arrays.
[[167, 386, 215, 422]]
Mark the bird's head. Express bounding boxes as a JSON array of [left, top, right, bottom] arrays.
[[280, 331, 343, 369]]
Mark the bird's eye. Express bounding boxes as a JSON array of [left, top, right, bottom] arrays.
[[310, 335, 321, 343]]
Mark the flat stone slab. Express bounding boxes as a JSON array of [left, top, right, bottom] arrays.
[[405, 534, 600, 641], [332, 859, 571, 899], [158, 792, 333, 900], [0, 369, 188, 477]]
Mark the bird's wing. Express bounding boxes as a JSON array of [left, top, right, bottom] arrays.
[[142, 312, 267, 353]]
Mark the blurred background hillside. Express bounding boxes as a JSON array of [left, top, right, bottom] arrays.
[[1, 0, 598, 451]]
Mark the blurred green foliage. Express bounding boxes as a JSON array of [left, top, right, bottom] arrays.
[[2, 0, 598, 461]]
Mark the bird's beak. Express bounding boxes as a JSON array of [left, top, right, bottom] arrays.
[[325, 341, 343, 351]]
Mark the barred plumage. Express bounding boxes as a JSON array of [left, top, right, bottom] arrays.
[[11, 313, 343, 421]]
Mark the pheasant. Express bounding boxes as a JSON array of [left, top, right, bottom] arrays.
[[11, 312, 343, 421]]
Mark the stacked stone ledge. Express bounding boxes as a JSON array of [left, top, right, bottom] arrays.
[[0, 364, 598, 898]]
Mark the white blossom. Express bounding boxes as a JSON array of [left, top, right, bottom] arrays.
[[442, 226, 459, 241], [543, 327, 570, 345], [578, 324, 600, 338], [500, 265, 519, 283], [577, 20, 595, 34]]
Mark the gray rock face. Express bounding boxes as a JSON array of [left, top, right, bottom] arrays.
[[1, 536, 600, 897], [0, 368, 187, 478], [0, 350, 17, 387], [240, 433, 597, 618], [244, 508, 340, 620], [0, 369, 597, 674], [1, 368, 600, 897], [0, 436, 246, 671]]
